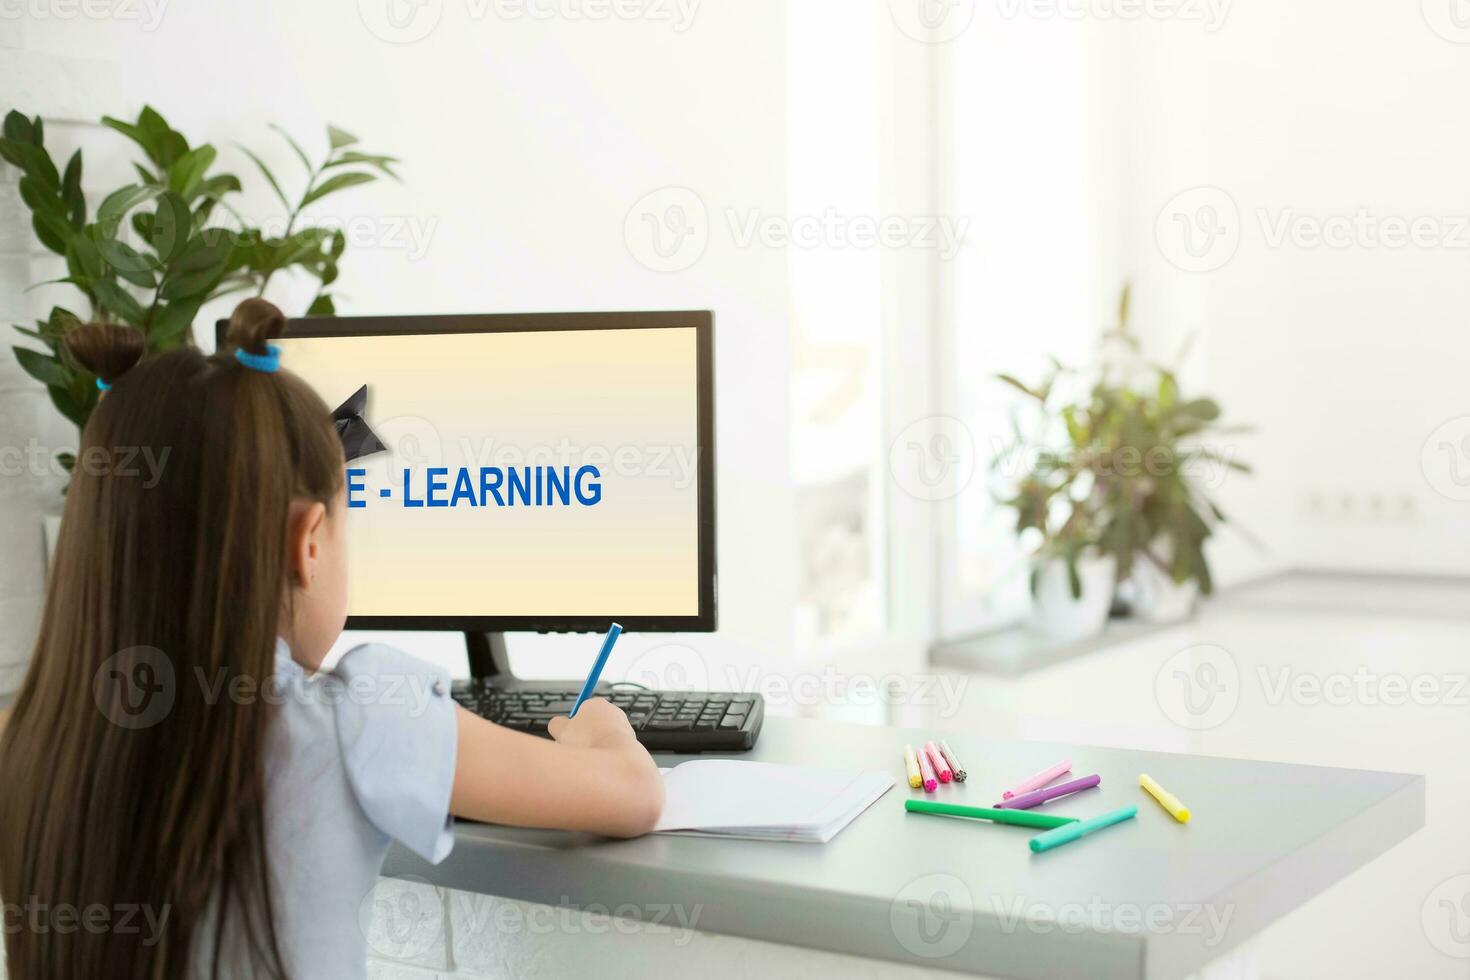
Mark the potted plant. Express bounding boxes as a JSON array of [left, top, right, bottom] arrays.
[[1, 106, 400, 555], [992, 285, 1251, 635]]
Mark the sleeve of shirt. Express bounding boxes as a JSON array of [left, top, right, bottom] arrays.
[[331, 643, 458, 864]]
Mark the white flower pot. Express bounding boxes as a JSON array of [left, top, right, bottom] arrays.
[[1031, 554, 1116, 642], [1129, 557, 1199, 624]]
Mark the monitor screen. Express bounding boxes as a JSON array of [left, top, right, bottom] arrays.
[[257, 312, 714, 632]]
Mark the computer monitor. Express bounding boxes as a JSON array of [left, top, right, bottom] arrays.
[[218, 311, 716, 639]]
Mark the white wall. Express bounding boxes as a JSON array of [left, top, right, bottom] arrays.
[[0, 0, 796, 690], [1116, 1, 1470, 581]]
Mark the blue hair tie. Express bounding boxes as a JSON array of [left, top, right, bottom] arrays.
[[96, 378, 111, 391], [235, 343, 282, 374]]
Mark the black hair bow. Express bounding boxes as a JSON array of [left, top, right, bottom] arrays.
[[332, 385, 387, 462]]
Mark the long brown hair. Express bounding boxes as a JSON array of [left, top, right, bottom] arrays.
[[0, 299, 344, 979]]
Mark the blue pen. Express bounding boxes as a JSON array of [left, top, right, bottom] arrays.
[[569, 623, 623, 717]]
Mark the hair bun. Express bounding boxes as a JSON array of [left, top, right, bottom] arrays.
[[64, 322, 146, 387], [225, 298, 287, 354]]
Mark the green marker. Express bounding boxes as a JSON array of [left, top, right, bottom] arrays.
[[905, 799, 1079, 830], [1028, 804, 1138, 853]]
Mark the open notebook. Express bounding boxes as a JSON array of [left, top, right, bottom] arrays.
[[653, 761, 894, 843]]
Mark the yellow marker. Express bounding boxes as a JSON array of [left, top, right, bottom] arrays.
[[904, 745, 923, 789], [1139, 774, 1191, 823]]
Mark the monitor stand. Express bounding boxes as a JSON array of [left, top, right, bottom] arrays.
[[463, 631, 614, 695]]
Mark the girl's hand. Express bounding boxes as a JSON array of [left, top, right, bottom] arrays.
[[547, 698, 636, 749], [451, 698, 665, 838]]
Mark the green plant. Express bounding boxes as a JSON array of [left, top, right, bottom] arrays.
[[1, 106, 399, 459], [991, 285, 1252, 600]]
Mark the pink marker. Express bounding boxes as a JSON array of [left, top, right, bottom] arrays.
[[1001, 759, 1072, 801], [916, 744, 939, 792], [924, 741, 952, 783]]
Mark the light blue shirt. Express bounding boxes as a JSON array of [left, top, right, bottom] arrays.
[[194, 640, 458, 978]]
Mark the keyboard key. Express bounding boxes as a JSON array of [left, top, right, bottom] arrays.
[[718, 716, 743, 730], [647, 719, 693, 731]]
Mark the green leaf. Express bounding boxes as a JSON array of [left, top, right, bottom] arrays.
[[97, 238, 159, 288], [13, 346, 69, 387], [269, 123, 313, 173], [137, 106, 188, 168], [299, 171, 375, 208], [90, 279, 147, 325], [1177, 398, 1221, 422], [0, 137, 61, 190], [49, 384, 91, 430], [66, 234, 104, 281], [236, 143, 291, 211], [61, 151, 84, 227], [306, 292, 335, 316], [97, 184, 164, 232], [149, 298, 200, 349], [323, 150, 399, 179], [2, 110, 34, 144], [327, 124, 358, 150], [167, 144, 217, 198], [995, 373, 1044, 401], [193, 173, 242, 200], [149, 191, 195, 263]]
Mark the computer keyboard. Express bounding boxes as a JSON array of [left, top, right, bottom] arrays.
[[450, 680, 764, 752]]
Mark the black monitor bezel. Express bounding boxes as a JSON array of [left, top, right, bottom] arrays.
[[216, 310, 717, 634]]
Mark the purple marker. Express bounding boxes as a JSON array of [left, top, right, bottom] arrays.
[[994, 773, 1101, 810]]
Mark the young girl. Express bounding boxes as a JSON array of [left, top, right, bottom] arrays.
[[0, 298, 664, 979]]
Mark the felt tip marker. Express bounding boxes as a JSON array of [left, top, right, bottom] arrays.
[[1028, 805, 1137, 854], [1139, 774, 1191, 823], [924, 741, 952, 783], [916, 743, 938, 792], [904, 745, 923, 789], [905, 799, 1079, 830], [938, 740, 967, 782], [994, 773, 1100, 810], [1002, 759, 1072, 800]]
